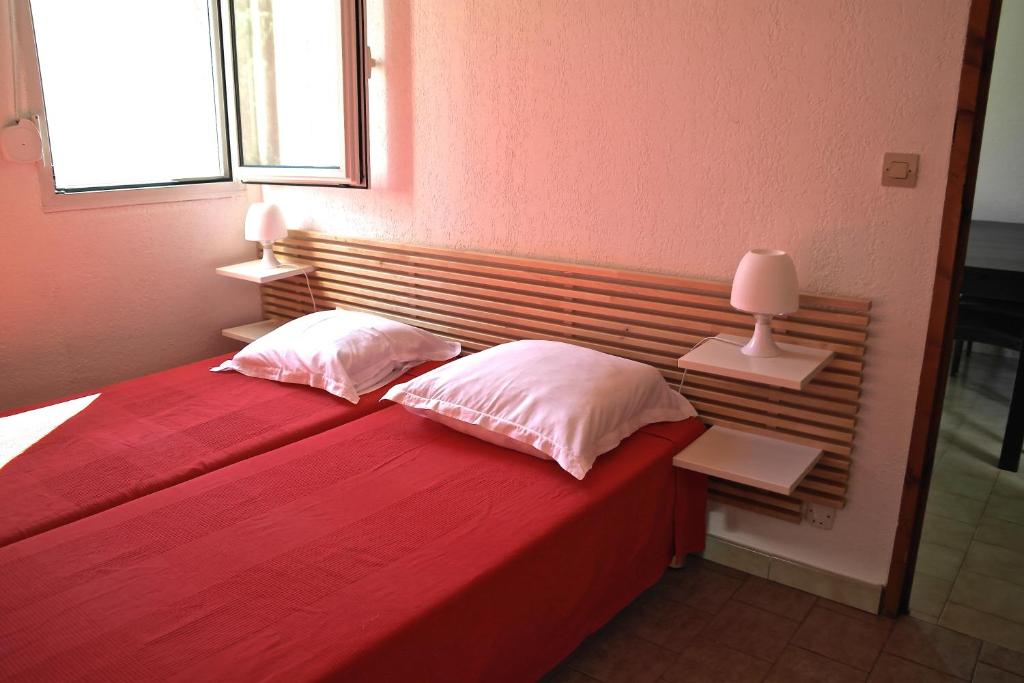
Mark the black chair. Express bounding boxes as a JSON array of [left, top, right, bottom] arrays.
[[950, 298, 1023, 376], [949, 296, 1024, 471]]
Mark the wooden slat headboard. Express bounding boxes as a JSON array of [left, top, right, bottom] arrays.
[[262, 230, 871, 524]]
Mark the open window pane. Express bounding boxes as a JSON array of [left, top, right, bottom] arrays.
[[30, 0, 228, 191], [233, 0, 344, 169], [230, 0, 368, 187]]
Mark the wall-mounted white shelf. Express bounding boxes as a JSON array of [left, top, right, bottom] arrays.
[[677, 334, 834, 391], [216, 259, 314, 284], [221, 319, 285, 344], [217, 257, 313, 342], [672, 425, 823, 495]]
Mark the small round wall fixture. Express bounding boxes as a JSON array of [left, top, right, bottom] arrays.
[[1, 119, 43, 163]]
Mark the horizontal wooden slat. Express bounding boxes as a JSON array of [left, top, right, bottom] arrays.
[[273, 243, 871, 351], [286, 232, 872, 317], [259, 231, 872, 525], [278, 257, 869, 360], [710, 492, 804, 523], [710, 480, 804, 512], [267, 278, 866, 393]]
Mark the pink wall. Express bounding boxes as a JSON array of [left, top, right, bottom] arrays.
[[264, 0, 972, 585], [0, 163, 260, 411], [0, 13, 260, 409]]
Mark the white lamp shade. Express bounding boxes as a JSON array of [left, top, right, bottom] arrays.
[[244, 203, 288, 242], [730, 249, 800, 315]]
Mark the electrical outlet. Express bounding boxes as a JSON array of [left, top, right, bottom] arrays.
[[804, 503, 835, 530]]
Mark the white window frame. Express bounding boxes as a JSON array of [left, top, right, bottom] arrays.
[[10, 0, 371, 212], [10, 0, 245, 212], [225, 0, 369, 188]]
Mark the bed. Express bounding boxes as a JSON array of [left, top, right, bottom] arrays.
[[0, 405, 706, 683], [0, 353, 444, 548]]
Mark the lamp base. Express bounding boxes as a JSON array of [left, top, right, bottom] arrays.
[[259, 241, 282, 270], [741, 314, 782, 357]]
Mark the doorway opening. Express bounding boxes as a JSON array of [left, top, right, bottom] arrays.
[[886, 0, 1024, 650]]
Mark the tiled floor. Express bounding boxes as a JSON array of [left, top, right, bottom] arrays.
[[909, 347, 1024, 652], [544, 556, 1024, 682]]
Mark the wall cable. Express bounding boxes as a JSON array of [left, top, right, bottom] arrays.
[[677, 335, 745, 394], [302, 271, 317, 312]]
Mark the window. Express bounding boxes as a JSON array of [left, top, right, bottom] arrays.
[[28, 0, 230, 193], [15, 0, 368, 208], [229, 0, 368, 187]]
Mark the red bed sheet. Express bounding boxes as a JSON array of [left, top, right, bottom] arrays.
[[0, 355, 442, 547], [0, 406, 705, 683]]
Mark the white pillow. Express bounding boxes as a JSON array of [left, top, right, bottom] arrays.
[[383, 340, 697, 479], [212, 310, 461, 403]]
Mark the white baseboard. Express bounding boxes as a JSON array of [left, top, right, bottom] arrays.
[[701, 535, 883, 614]]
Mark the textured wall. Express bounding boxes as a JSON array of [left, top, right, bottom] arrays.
[[0, 2, 260, 410], [264, 0, 971, 586], [974, 0, 1024, 224]]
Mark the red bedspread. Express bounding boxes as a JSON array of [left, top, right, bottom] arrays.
[[0, 355, 441, 547], [0, 406, 706, 683]]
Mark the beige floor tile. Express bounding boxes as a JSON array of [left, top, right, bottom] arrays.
[[910, 573, 954, 619], [656, 565, 742, 614], [923, 514, 978, 553], [883, 618, 981, 680], [995, 472, 1024, 500], [962, 541, 1024, 588], [564, 624, 676, 683], [986, 495, 1024, 527], [791, 605, 893, 671], [660, 637, 771, 683], [867, 653, 960, 682], [764, 646, 867, 683], [612, 591, 711, 653], [929, 490, 988, 525], [911, 610, 942, 624], [973, 661, 1024, 682], [980, 641, 1024, 676], [538, 666, 602, 683], [949, 571, 1024, 625], [940, 603, 1024, 653], [732, 576, 817, 622], [702, 600, 800, 662], [917, 542, 967, 581], [939, 448, 1002, 484], [933, 467, 998, 502], [976, 517, 1024, 555]]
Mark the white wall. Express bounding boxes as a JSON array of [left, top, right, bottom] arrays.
[[264, 0, 971, 586], [0, 1, 261, 411], [974, 0, 1024, 224]]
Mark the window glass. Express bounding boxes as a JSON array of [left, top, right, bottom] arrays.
[[30, 0, 228, 191], [232, 0, 344, 169]]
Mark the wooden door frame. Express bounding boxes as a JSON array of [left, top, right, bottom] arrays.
[[881, 0, 1002, 616]]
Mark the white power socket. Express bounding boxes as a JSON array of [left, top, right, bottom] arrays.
[[804, 503, 835, 530]]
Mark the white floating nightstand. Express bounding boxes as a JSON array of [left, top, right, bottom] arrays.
[[215, 260, 314, 284], [221, 319, 287, 344], [672, 427, 822, 495], [673, 334, 835, 496], [677, 334, 833, 391], [216, 260, 314, 343]]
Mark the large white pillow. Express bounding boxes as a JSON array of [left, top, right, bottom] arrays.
[[212, 310, 461, 403], [383, 340, 697, 479]]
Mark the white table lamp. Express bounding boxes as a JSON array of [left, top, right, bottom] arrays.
[[244, 203, 288, 270], [730, 249, 800, 357]]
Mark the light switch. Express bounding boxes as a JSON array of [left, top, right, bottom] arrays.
[[882, 153, 919, 188], [888, 161, 910, 179]]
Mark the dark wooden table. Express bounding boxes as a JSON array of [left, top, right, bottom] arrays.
[[963, 221, 1024, 471]]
